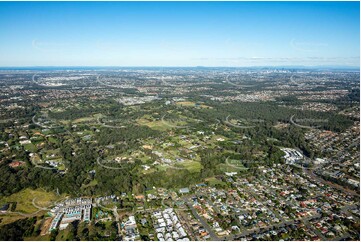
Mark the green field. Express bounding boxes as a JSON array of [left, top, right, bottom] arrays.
[[175, 101, 211, 109], [0, 188, 60, 214], [23, 143, 37, 152], [82, 179, 98, 189], [72, 116, 96, 123], [179, 161, 203, 173], [218, 160, 249, 173], [47, 136, 59, 144], [227, 159, 246, 167], [205, 177, 227, 187], [137, 118, 171, 131], [0, 188, 65, 226]]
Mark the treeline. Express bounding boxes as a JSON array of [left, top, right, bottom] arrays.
[[96, 125, 162, 146], [0, 217, 38, 240], [0, 106, 39, 120], [48, 108, 102, 120], [0, 160, 60, 196], [140, 169, 200, 190], [183, 100, 353, 132], [49, 220, 118, 240]]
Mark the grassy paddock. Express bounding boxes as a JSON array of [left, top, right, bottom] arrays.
[[0, 188, 61, 214]]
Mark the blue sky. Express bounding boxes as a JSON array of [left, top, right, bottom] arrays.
[[0, 1, 359, 67]]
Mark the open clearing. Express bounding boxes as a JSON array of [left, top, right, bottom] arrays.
[[73, 116, 96, 123], [205, 177, 227, 187], [218, 158, 248, 173], [137, 118, 172, 131], [179, 161, 203, 173], [0, 188, 64, 226], [23, 143, 37, 152], [0, 188, 60, 214], [175, 101, 211, 109]]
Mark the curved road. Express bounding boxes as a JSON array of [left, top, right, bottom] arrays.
[[225, 74, 255, 88], [224, 115, 255, 129], [161, 114, 189, 129], [97, 116, 126, 129], [96, 157, 128, 170], [290, 115, 316, 129]]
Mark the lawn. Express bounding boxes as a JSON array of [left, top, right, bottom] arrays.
[[218, 163, 248, 173], [137, 118, 171, 131], [30, 136, 45, 143], [145, 189, 157, 195], [47, 136, 59, 144], [0, 188, 61, 214], [57, 163, 66, 171], [227, 159, 246, 168], [23, 143, 37, 152], [0, 214, 26, 226], [0, 188, 65, 226], [176, 101, 196, 106], [82, 179, 98, 189], [180, 161, 203, 173], [30, 154, 42, 164], [55, 226, 72, 241], [205, 177, 227, 187], [175, 101, 211, 109], [24, 234, 52, 241], [72, 116, 96, 123], [42, 149, 61, 160]]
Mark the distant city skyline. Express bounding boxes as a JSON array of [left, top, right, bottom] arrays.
[[0, 1, 359, 67]]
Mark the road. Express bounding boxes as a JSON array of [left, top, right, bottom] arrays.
[[96, 157, 127, 170], [32, 198, 53, 210], [303, 167, 360, 197], [226, 213, 322, 240], [224, 115, 255, 129], [161, 114, 188, 129], [183, 197, 220, 241], [32, 115, 49, 129], [289, 114, 314, 129], [96, 116, 126, 129], [7, 209, 46, 218], [303, 219, 326, 240], [225, 74, 255, 88], [340, 205, 359, 222], [34, 165, 57, 170], [226, 203, 358, 241], [95, 201, 122, 235], [112, 206, 122, 236], [332, 233, 351, 241]]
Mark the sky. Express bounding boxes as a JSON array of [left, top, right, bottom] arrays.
[[0, 1, 359, 67]]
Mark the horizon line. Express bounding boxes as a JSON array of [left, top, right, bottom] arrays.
[[0, 65, 359, 69]]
